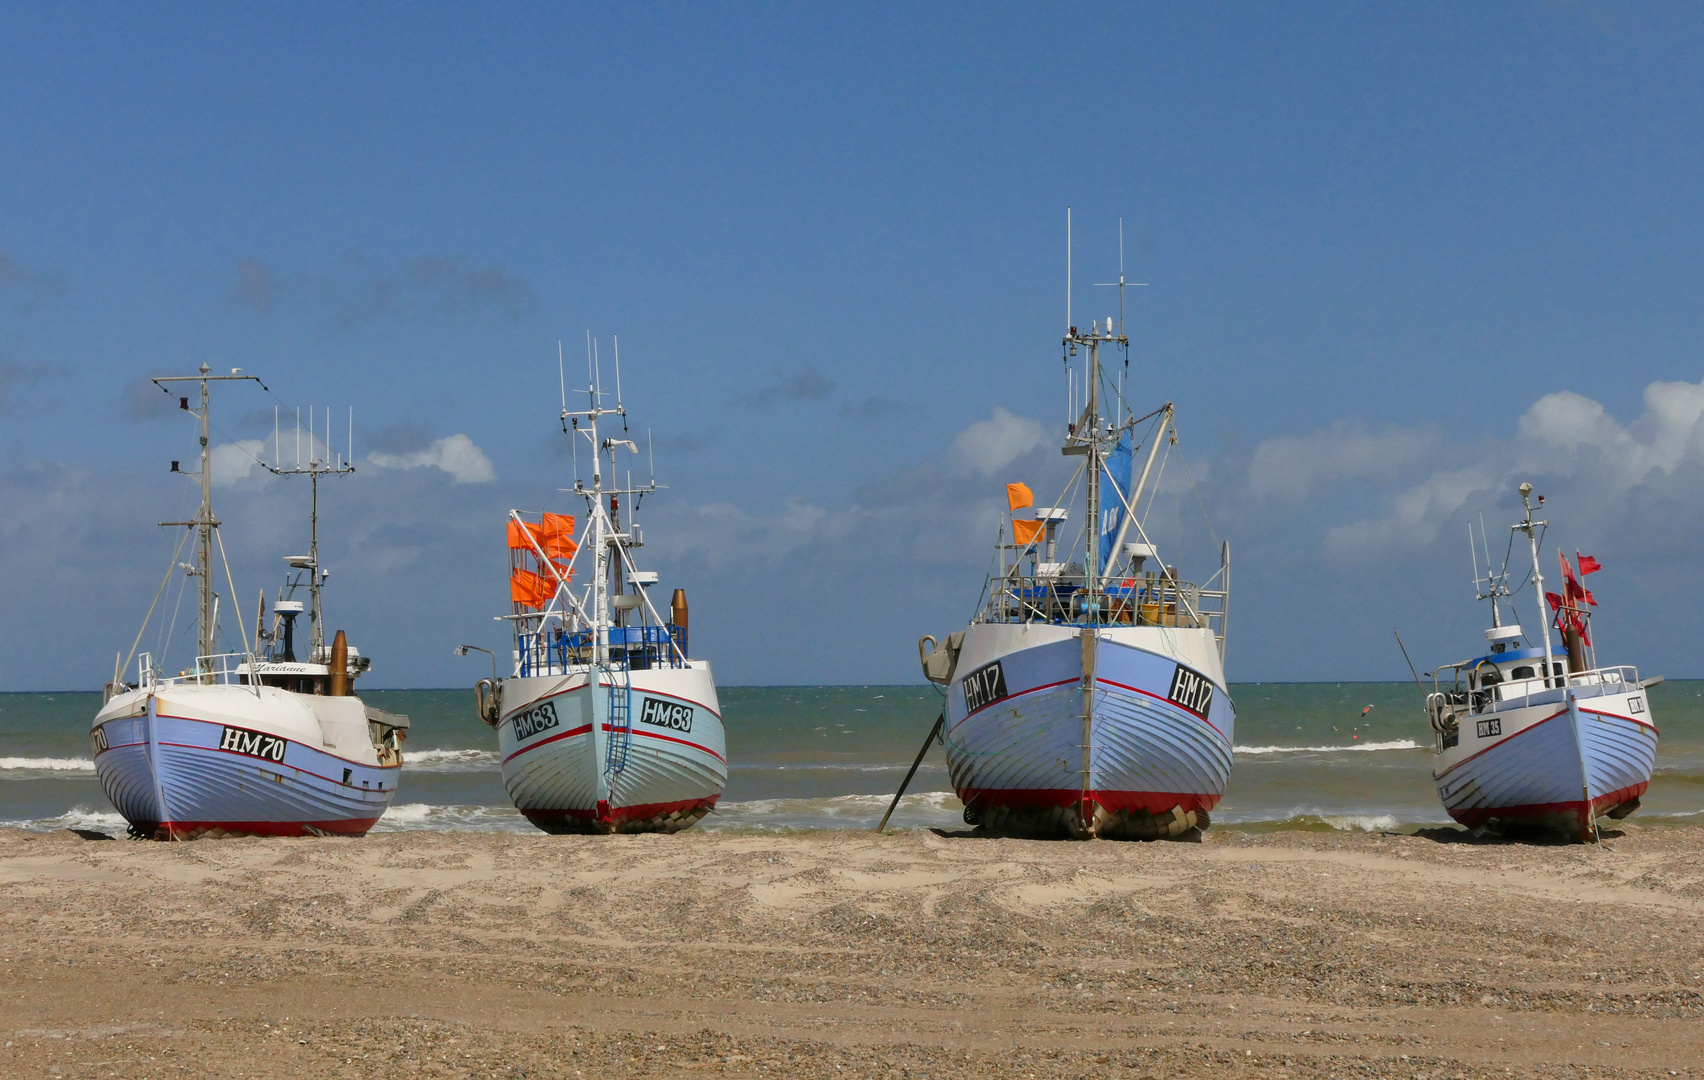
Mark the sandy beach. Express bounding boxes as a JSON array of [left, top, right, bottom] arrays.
[[1, 824, 1702, 1079]]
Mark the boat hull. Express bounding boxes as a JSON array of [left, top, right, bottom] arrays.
[[946, 623, 1234, 839], [497, 663, 726, 834], [1434, 685, 1656, 836], [92, 686, 400, 840]]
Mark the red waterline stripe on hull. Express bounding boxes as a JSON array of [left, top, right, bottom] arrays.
[[1437, 704, 1658, 781], [154, 712, 399, 771], [156, 741, 399, 790], [514, 684, 725, 723], [522, 794, 720, 826], [959, 787, 1221, 815], [1447, 781, 1648, 829], [1095, 677, 1229, 743], [501, 723, 594, 766], [1435, 710, 1568, 780], [600, 724, 725, 763], [154, 816, 382, 838], [952, 677, 1080, 731], [1578, 706, 1658, 733]]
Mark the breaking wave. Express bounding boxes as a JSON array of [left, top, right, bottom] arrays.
[[402, 748, 500, 772], [1235, 739, 1421, 756], [371, 803, 535, 832], [0, 806, 128, 833], [0, 757, 95, 772], [702, 790, 963, 832]]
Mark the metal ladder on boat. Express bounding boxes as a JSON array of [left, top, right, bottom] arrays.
[[604, 663, 633, 775]]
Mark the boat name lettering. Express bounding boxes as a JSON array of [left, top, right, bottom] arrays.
[[1476, 718, 1502, 739], [960, 661, 1008, 714], [513, 701, 560, 740], [90, 726, 109, 756], [1628, 695, 1645, 715], [1167, 664, 1215, 716], [218, 725, 287, 763], [639, 697, 693, 733]]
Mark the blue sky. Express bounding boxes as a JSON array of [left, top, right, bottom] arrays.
[[3, 3, 1702, 689]]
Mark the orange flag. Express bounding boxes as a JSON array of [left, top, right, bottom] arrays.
[[509, 568, 553, 608], [507, 519, 533, 550], [1012, 519, 1045, 545], [540, 513, 578, 560], [1006, 482, 1033, 511]]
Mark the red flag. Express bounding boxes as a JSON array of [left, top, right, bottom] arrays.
[[1545, 591, 1564, 611], [1559, 551, 1577, 584], [1577, 552, 1602, 576]]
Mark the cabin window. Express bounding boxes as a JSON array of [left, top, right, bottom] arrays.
[[1512, 665, 1535, 679], [1553, 662, 1564, 677]]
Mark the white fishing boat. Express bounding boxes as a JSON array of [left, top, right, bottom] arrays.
[[92, 369, 407, 839], [464, 340, 725, 834], [1420, 483, 1659, 840], [916, 222, 1233, 840]]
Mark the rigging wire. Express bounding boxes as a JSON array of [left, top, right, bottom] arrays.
[[158, 551, 192, 674], [119, 525, 194, 683], [1173, 441, 1220, 547]]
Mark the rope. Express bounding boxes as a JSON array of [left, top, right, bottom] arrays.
[[120, 527, 193, 685]]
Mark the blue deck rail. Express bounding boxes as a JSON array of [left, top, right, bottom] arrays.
[[517, 624, 687, 677]]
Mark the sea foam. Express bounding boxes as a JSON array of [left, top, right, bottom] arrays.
[[1234, 739, 1421, 756], [0, 756, 95, 772]]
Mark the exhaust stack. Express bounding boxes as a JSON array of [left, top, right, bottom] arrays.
[[670, 588, 689, 656], [329, 629, 349, 696]]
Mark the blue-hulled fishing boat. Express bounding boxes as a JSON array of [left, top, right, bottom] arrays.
[[917, 222, 1233, 839], [92, 368, 407, 839], [1422, 484, 1658, 840]]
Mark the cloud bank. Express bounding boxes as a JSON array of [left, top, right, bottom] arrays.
[[4, 378, 1700, 689]]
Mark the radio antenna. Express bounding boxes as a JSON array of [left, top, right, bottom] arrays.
[[614, 334, 627, 431], [558, 340, 568, 416]]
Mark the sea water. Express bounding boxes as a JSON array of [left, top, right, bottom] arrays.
[[4, 682, 1700, 835]]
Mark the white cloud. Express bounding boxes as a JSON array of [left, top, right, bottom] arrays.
[[1323, 466, 1494, 555], [948, 407, 1047, 478], [367, 434, 495, 483], [209, 440, 271, 487], [1318, 377, 1704, 557], [1246, 420, 1435, 503], [1518, 381, 1704, 484]]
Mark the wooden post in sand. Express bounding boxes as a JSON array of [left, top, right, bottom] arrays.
[[876, 713, 945, 833]]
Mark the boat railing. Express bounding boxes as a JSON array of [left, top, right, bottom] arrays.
[[516, 624, 688, 677], [1426, 663, 1641, 749], [144, 651, 261, 688], [981, 570, 1226, 636]]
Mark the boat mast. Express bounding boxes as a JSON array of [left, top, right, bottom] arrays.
[[560, 337, 649, 662], [195, 370, 214, 662], [1515, 482, 1556, 686], [151, 365, 261, 669], [564, 340, 621, 665], [1062, 318, 1128, 621]]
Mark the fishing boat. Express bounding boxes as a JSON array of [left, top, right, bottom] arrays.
[[915, 225, 1233, 840], [91, 368, 407, 839], [1420, 483, 1659, 840], [465, 340, 725, 834]]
